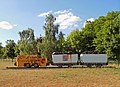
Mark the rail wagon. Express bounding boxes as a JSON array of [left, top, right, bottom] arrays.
[[52, 52, 79, 67], [80, 54, 108, 67], [52, 52, 108, 67]]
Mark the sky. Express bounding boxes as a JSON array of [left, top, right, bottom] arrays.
[[0, 0, 120, 46]]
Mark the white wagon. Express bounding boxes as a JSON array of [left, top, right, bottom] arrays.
[[80, 54, 108, 67], [52, 52, 79, 67]]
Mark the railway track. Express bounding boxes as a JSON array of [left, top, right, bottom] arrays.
[[5, 65, 116, 69], [6, 66, 80, 69]]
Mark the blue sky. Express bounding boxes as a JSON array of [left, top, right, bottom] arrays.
[[0, 0, 119, 46]]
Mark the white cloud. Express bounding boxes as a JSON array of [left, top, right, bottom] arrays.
[[86, 18, 95, 22], [83, 18, 95, 27], [38, 9, 81, 29], [74, 24, 79, 27], [0, 21, 13, 30], [13, 24, 18, 27], [54, 10, 81, 29], [38, 10, 52, 17], [54, 9, 72, 14]]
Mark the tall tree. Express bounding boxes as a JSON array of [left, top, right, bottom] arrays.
[[43, 14, 59, 62], [43, 14, 59, 42]]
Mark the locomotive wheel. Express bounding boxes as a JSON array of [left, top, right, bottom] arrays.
[[34, 63, 39, 68], [14, 62, 17, 66], [25, 63, 31, 68]]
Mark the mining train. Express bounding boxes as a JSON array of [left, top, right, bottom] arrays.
[[14, 52, 108, 68]]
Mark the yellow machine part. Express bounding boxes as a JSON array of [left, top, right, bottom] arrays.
[[15, 55, 48, 67]]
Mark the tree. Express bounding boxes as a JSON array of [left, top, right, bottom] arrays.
[[56, 31, 65, 52], [102, 12, 120, 60], [67, 29, 83, 53], [81, 21, 96, 53], [36, 35, 44, 57], [3, 40, 16, 61], [43, 14, 59, 62], [93, 16, 106, 53], [0, 43, 3, 58], [93, 11, 120, 60], [17, 28, 36, 54], [43, 14, 59, 42], [18, 28, 35, 42]]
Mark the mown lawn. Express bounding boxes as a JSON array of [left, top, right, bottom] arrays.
[[0, 60, 120, 87]]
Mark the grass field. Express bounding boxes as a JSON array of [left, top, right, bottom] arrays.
[[0, 60, 120, 87]]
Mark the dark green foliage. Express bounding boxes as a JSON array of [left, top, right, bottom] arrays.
[[0, 43, 3, 58], [56, 32, 65, 52], [3, 40, 16, 61]]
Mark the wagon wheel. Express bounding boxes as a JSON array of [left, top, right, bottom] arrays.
[[58, 65, 62, 68], [68, 64, 72, 68], [96, 64, 102, 68], [87, 64, 92, 68]]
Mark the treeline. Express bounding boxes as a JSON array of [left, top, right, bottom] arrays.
[[0, 11, 120, 62]]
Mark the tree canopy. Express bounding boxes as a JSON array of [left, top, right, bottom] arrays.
[[0, 11, 119, 61]]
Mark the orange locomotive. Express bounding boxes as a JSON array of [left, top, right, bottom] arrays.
[[14, 55, 48, 68]]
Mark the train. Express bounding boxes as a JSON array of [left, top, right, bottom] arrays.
[[14, 52, 108, 68], [52, 52, 108, 67], [14, 55, 48, 68]]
